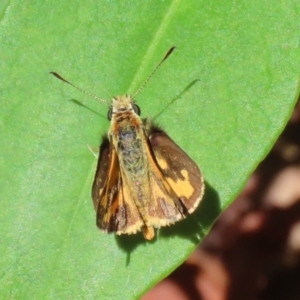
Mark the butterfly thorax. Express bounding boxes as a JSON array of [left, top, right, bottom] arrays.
[[110, 96, 148, 177]]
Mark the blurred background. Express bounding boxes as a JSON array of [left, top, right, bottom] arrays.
[[143, 99, 300, 300]]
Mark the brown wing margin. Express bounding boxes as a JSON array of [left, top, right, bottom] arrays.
[[147, 122, 204, 214], [92, 136, 110, 210]]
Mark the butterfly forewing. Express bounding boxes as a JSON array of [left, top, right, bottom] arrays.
[[92, 137, 145, 234], [92, 136, 110, 209], [147, 122, 204, 214]]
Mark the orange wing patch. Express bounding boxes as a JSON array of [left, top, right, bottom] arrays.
[[148, 124, 204, 214]]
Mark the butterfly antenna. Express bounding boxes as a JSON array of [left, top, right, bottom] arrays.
[[50, 72, 107, 104], [132, 46, 175, 99]]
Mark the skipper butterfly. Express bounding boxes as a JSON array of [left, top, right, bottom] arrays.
[[51, 47, 204, 240]]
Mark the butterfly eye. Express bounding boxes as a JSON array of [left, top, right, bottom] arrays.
[[132, 104, 141, 115], [107, 107, 113, 120]]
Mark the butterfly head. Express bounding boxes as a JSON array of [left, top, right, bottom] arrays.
[[107, 95, 141, 120]]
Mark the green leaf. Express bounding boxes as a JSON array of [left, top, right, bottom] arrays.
[[1, 1, 299, 299]]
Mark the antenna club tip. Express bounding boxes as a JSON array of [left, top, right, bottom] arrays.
[[168, 46, 176, 54]]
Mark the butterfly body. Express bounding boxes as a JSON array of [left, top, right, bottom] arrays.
[[111, 96, 152, 234], [92, 96, 204, 240]]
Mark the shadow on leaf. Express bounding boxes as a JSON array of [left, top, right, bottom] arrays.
[[115, 181, 220, 265]]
